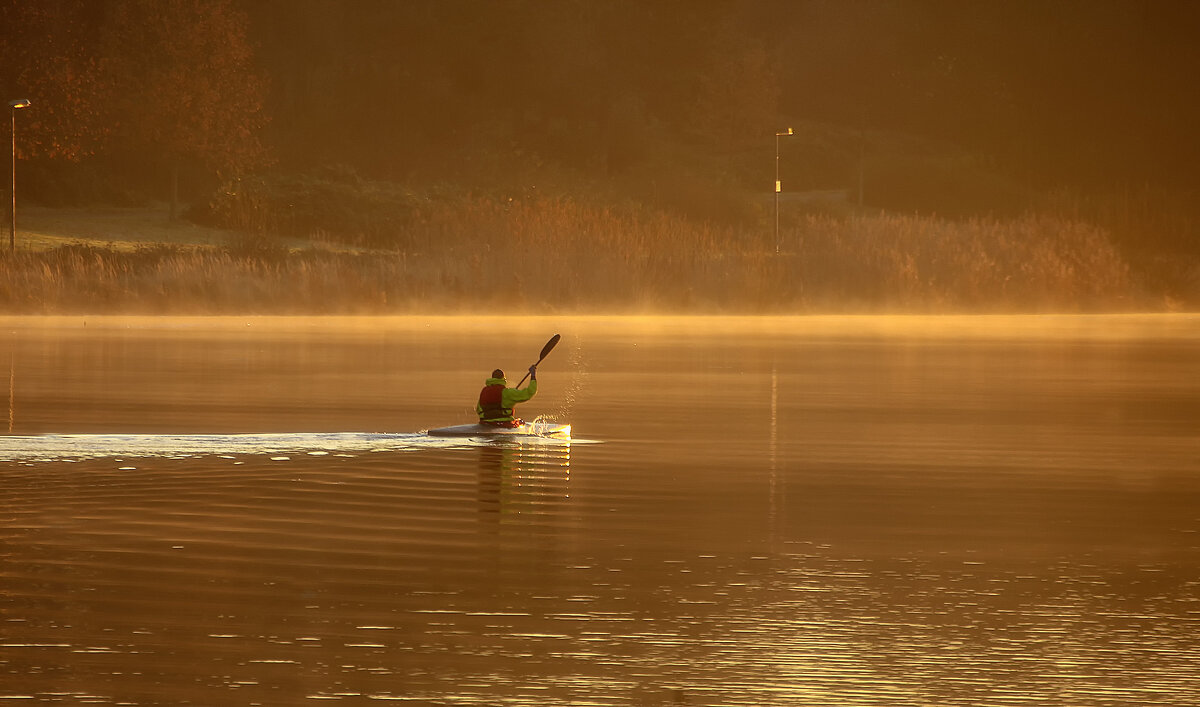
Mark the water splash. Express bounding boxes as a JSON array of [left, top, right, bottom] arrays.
[[556, 335, 589, 419]]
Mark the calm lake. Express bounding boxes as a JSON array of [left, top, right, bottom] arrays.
[[2, 314, 1198, 706]]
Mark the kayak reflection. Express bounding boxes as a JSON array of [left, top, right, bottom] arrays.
[[477, 439, 571, 527]]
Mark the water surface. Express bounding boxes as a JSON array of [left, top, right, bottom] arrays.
[[2, 315, 1198, 705]]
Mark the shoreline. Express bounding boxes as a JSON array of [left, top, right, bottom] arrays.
[[3, 205, 1191, 314]]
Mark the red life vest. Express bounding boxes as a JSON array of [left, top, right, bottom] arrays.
[[478, 383, 512, 421]]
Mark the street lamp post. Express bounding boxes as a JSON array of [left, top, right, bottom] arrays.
[[775, 127, 793, 255], [9, 99, 31, 254]]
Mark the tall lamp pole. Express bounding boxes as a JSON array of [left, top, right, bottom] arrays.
[[9, 99, 31, 254], [774, 127, 793, 255]]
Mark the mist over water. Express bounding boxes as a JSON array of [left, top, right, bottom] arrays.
[[2, 315, 1198, 705]]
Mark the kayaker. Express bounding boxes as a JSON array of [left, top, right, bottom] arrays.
[[476, 365, 538, 427]]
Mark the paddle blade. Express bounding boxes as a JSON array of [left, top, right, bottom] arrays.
[[516, 334, 561, 387], [539, 334, 561, 362]]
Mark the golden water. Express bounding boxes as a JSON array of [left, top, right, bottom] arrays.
[[2, 315, 1198, 705]]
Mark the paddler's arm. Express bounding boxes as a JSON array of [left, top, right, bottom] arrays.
[[503, 374, 537, 405]]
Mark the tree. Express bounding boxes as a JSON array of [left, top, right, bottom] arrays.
[[0, 1, 112, 161], [102, 0, 269, 217], [694, 37, 780, 151]]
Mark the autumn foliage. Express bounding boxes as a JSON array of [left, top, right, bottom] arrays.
[[0, 0, 267, 177]]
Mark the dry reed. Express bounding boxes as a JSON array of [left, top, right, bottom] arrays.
[[0, 197, 1161, 314]]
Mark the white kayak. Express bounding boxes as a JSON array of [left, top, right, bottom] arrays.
[[427, 421, 571, 439]]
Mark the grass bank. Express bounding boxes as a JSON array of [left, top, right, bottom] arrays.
[[0, 196, 1167, 314]]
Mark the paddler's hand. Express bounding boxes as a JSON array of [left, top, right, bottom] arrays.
[[528, 364, 537, 381]]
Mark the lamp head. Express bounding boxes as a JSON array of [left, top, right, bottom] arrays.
[[8, 99, 31, 109]]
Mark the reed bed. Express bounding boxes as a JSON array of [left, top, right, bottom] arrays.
[[0, 197, 1161, 314]]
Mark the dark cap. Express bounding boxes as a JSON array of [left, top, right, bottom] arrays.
[[491, 369, 504, 379]]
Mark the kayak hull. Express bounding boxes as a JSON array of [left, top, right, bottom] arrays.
[[427, 422, 571, 439]]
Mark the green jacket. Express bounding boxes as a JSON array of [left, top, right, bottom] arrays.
[[476, 376, 537, 422]]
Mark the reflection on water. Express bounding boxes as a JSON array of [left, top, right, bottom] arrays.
[[477, 441, 572, 526], [1, 315, 1198, 705], [8, 353, 13, 433]]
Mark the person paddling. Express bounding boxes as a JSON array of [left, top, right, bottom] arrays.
[[476, 365, 538, 428]]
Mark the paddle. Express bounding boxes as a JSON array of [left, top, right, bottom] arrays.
[[516, 334, 560, 387]]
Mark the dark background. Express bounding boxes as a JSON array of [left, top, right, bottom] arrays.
[[3, 0, 1199, 228]]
